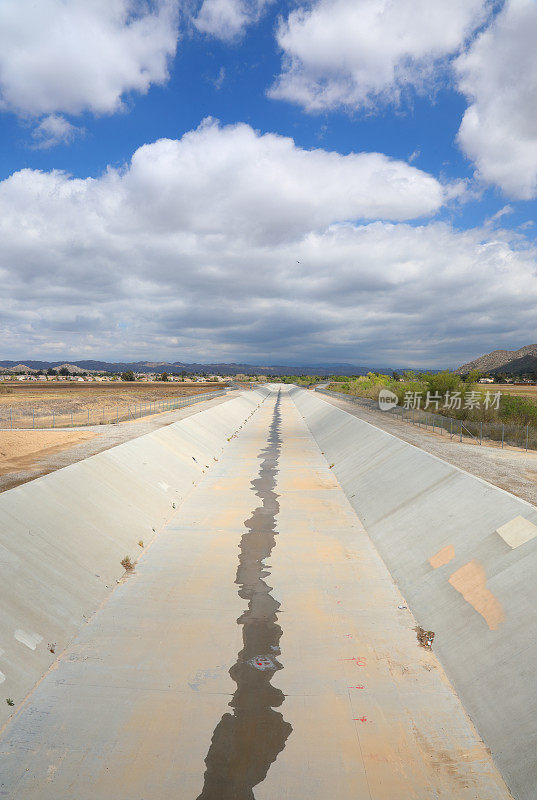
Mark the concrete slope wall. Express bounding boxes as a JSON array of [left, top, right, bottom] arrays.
[[290, 387, 537, 800], [0, 390, 267, 727]]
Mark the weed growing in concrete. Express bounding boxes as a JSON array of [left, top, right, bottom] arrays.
[[138, 540, 144, 547], [6, 698, 14, 706], [415, 626, 435, 649], [121, 555, 134, 571]]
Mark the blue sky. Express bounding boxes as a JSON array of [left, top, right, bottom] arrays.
[[1, 0, 537, 367]]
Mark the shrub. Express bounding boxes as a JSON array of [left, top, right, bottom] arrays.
[[121, 555, 134, 571]]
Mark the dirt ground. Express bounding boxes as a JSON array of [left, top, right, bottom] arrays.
[[0, 390, 238, 493], [319, 391, 537, 507], [0, 430, 98, 476]]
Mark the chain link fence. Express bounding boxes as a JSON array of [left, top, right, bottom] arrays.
[[314, 387, 537, 451], [0, 388, 227, 430]]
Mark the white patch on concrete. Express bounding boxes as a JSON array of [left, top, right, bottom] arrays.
[[0, 671, 5, 684], [158, 481, 170, 493], [15, 629, 43, 650], [496, 516, 537, 549]]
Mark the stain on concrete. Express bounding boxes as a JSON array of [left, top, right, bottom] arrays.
[[496, 515, 537, 549], [448, 561, 505, 631], [429, 544, 455, 569], [197, 392, 292, 799]]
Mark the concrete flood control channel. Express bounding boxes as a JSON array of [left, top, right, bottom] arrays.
[[0, 387, 514, 798]]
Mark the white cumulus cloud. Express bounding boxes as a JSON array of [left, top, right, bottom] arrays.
[[270, 0, 489, 112], [0, 120, 534, 366], [193, 0, 272, 41], [0, 0, 179, 118], [456, 0, 537, 199]]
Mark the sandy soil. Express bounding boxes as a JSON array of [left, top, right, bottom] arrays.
[[318, 391, 537, 507], [0, 390, 237, 493], [0, 430, 98, 476]]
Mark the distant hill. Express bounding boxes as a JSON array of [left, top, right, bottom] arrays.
[[3, 363, 37, 374], [0, 359, 379, 377], [458, 345, 537, 376]]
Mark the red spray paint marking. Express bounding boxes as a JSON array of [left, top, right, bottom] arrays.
[[353, 717, 368, 722], [349, 685, 365, 689], [339, 657, 367, 667]]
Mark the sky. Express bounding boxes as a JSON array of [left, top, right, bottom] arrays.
[[1, 0, 537, 368]]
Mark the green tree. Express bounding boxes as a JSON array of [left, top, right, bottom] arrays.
[[160, 372, 169, 381], [121, 370, 135, 381]]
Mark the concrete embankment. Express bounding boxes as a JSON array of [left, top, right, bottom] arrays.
[[0, 387, 511, 800], [289, 386, 537, 800], [0, 389, 269, 728]]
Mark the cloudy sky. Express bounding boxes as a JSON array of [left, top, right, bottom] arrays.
[[1, 0, 537, 367]]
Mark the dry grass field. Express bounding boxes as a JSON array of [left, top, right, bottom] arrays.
[[487, 383, 537, 398], [0, 381, 226, 427]]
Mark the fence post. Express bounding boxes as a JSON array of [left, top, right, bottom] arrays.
[[480, 422, 482, 445], [33, 407, 35, 429], [459, 420, 462, 442], [526, 424, 529, 452], [502, 424, 504, 448], [10, 408, 12, 429], [52, 411, 55, 428]]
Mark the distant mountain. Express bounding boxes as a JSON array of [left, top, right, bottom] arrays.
[[457, 345, 537, 376], [0, 359, 378, 377]]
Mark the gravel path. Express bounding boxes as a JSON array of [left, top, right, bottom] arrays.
[[0, 391, 239, 493], [317, 391, 537, 507]]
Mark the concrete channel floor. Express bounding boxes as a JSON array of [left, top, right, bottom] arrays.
[[0, 389, 511, 799]]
